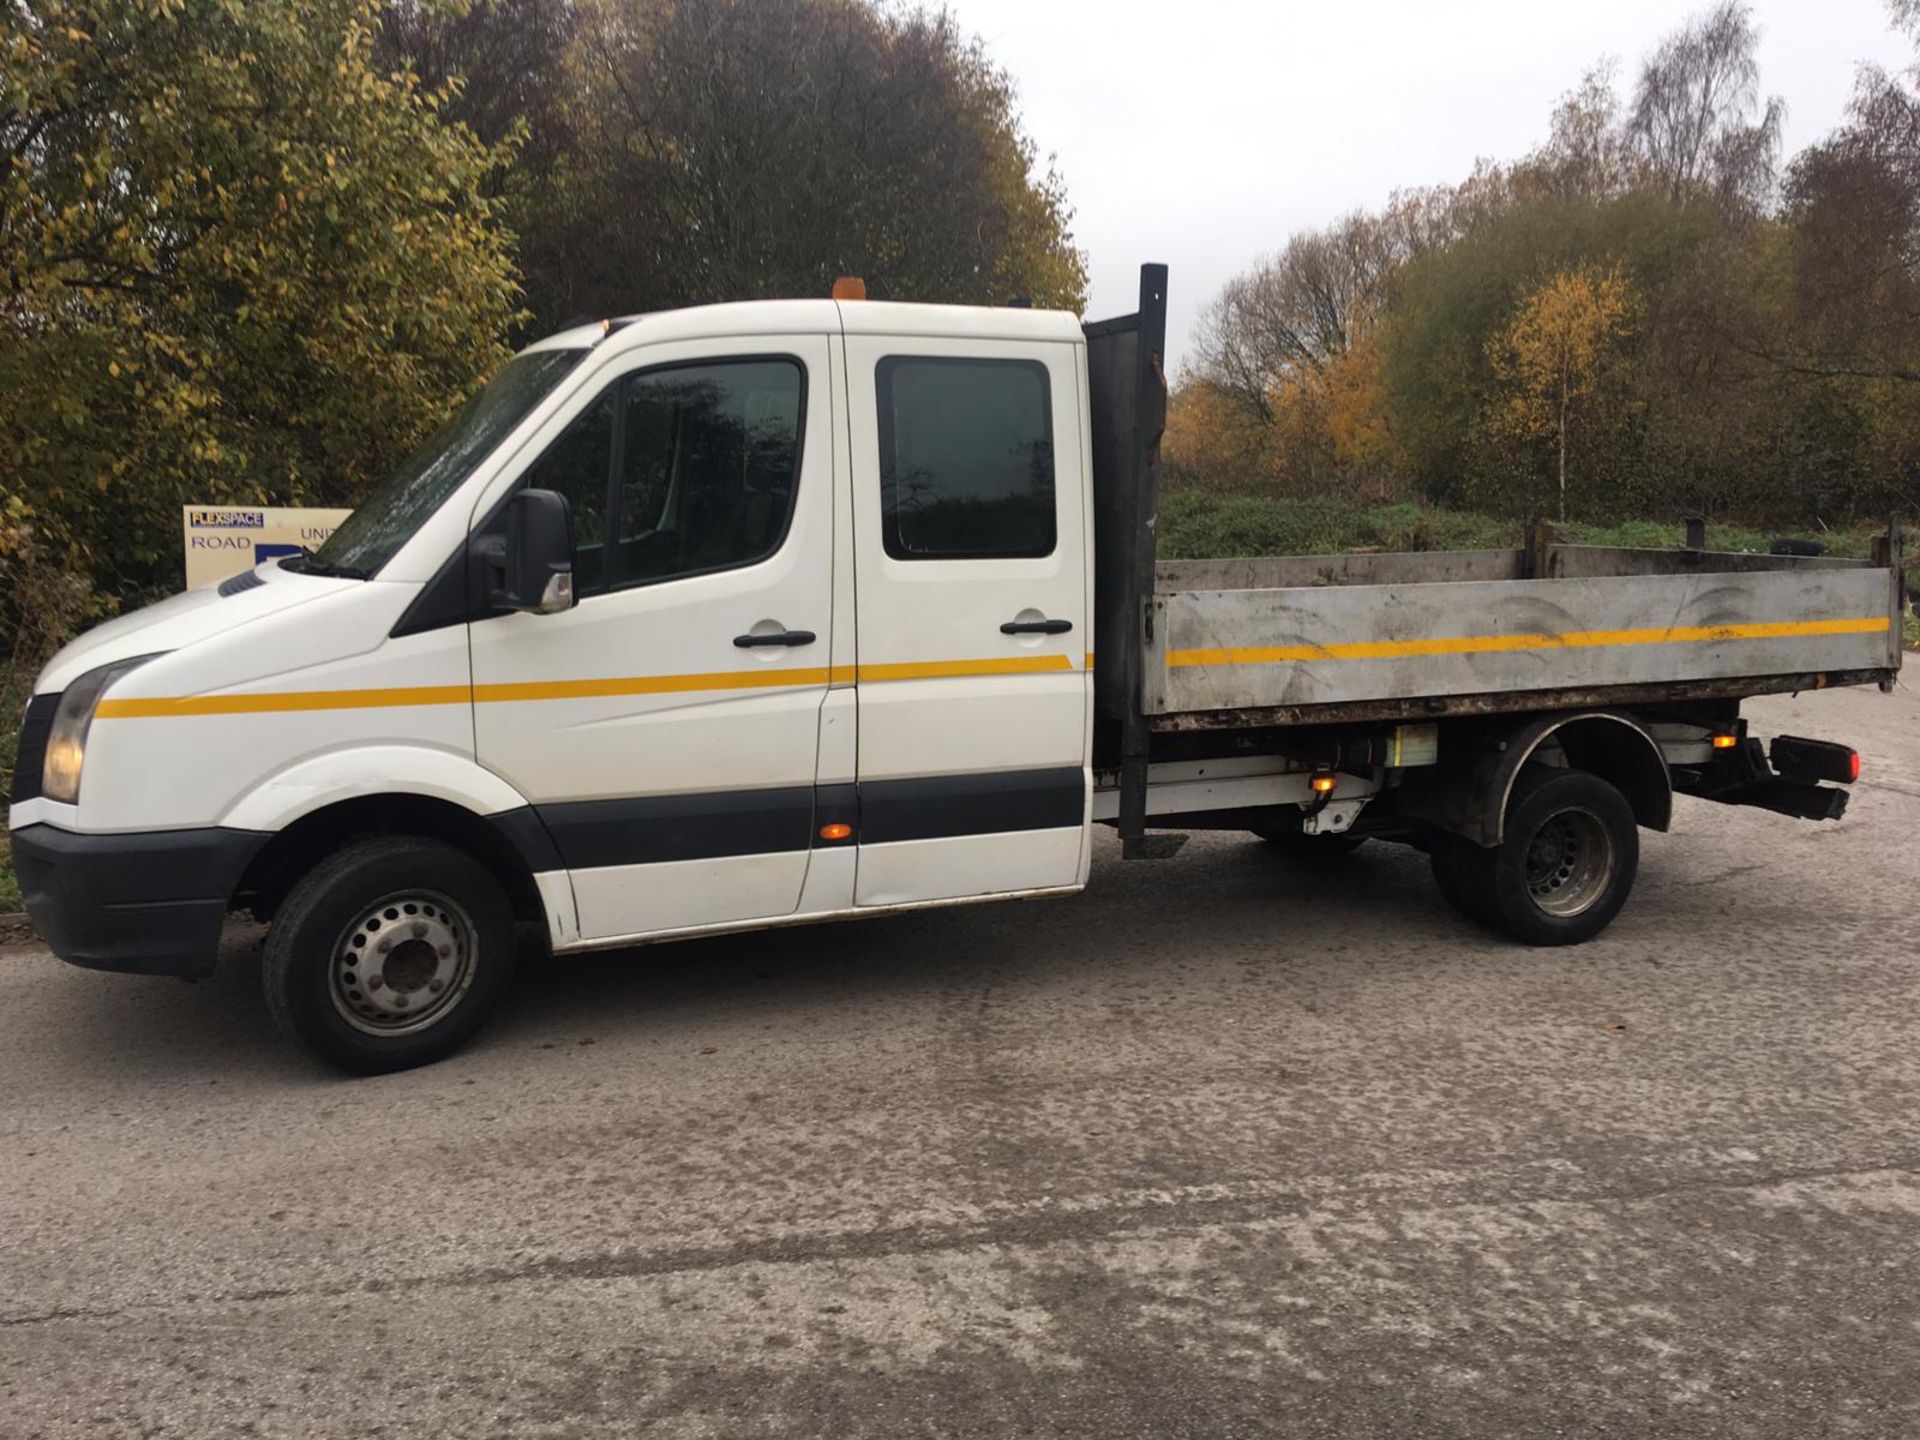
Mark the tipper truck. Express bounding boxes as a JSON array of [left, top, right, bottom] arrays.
[[10, 266, 1906, 1072]]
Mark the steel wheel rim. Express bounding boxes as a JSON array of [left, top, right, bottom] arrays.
[[328, 890, 477, 1037], [1523, 806, 1614, 918]]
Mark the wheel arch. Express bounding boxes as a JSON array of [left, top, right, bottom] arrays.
[[1400, 710, 1672, 847], [231, 790, 562, 928], [1502, 713, 1672, 842]]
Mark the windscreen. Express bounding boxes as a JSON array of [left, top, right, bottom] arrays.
[[310, 349, 585, 577]]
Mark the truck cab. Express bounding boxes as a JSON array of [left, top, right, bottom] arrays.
[[11, 295, 1102, 1070]]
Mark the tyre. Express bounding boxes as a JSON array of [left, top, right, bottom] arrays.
[[1435, 770, 1639, 945], [1250, 825, 1368, 858], [263, 836, 516, 1074], [1429, 835, 1493, 923]]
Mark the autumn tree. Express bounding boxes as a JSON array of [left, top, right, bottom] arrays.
[[0, 0, 522, 623], [1519, 64, 1636, 203], [1488, 265, 1636, 519], [1192, 211, 1403, 419]]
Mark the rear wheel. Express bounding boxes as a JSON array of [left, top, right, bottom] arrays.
[[1432, 770, 1639, 945], [1430, 836, 1492, 922], [263, 836, 516, 1074]]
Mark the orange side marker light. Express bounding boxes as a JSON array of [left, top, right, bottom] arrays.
[[1710, 733, 1739, 750], [1309, 772, 1337, 795], [819, 822, 854, 842], [831, 277, 867, 301]]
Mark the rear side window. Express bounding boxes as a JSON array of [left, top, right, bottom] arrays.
[[877, 356, 1055, 560]]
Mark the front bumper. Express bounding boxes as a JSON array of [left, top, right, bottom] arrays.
[[11, 823, 269, 978]]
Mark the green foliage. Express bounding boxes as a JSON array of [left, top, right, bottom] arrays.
[[0, 0, 1087, 661], [1, 0, 525, 616], [1159, 490, 1893, 563]]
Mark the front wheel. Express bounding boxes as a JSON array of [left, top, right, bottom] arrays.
[[1433, 770, 1639, 946], [263, 836, 516, 1074]]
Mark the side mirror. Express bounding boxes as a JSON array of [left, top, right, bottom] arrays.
[[487, 488, 575, 615]]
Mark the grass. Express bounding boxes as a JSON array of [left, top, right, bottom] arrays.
[[0, 834, 19, 913], [1158, 492, 1889, 561], [0, 669, 28, 912]]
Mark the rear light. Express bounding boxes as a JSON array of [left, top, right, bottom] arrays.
[[1769, 735, 1860, 785]]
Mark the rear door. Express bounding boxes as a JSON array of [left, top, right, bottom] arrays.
[[470, 335, 841, 941], [843, 332, 1091, 905]]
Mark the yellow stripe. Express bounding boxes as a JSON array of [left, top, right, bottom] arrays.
[[854, 654, 1073, 683], [98, 685, 473, 718], [93, 615, 1882, 718], [473, 668, 835, 704], [1166, 616, 1890, 669], [94, 654, 1073, 718]]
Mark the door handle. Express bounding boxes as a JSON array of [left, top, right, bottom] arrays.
[[1000, 617, 1073, 635], [733, 629, 817, 648]]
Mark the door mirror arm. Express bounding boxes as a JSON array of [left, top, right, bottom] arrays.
[[476, 488, 576, 616]]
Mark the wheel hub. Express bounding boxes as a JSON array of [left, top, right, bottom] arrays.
[[1523, 806, 1615, 918], [329, 892, 476, 1036]]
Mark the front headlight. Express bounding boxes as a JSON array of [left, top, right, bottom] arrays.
[[43, 655, 163, 805]]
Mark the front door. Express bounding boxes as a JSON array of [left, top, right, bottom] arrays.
[[471, 336, 839, 941], [842, 333, 1091, 905]]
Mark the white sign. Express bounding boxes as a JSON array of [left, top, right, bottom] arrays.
[[182, 505, 354, 589]]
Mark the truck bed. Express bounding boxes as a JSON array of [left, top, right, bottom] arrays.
[[1079, 267, 1903, 844], [1141, 544, 1905, 731]]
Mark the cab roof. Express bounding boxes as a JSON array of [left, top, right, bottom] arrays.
[[519, 297, 1084, 359]]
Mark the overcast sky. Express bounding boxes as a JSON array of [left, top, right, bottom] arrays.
[[941, 0, 1913, 372]]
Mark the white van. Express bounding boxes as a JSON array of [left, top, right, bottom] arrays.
[[11, 267, 1895, 1072]]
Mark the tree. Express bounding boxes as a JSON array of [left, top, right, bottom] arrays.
[[376, 0, 577, 157], [1192, 211, 1403, 420], [0, 0, 522, 617], [1488, 264, 1636, 518], [1627, 1, 1782, 213], [374, 0, 581, 338], [512, 0, 1086, 328], [1522, 63, 1636, 203]]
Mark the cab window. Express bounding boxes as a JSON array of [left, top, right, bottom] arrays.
[[614, 361, 804, 586], [521, 357, 805, 596], [522, 389, 614, 595]]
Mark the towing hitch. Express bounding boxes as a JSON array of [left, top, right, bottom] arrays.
[[1676, 734, 1857, 822]]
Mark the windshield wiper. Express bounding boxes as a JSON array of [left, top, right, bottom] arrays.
[[281, 547, 370, 580]]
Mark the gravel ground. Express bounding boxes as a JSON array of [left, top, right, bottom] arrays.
[[2, 683, 1917, 1438]]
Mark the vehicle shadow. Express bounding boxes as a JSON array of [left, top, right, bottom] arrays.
[[21, 834, 1455, 1083], [489, 833, 1453, 1048]]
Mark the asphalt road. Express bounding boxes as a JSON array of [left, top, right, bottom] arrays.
[[3, 683, 1917, 1439]]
